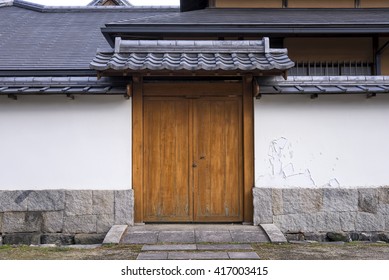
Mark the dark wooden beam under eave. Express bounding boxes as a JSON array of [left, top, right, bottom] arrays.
[[180, 0, 208, 12]]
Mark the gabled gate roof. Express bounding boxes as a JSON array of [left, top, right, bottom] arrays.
[[90, 37, 294, 73]]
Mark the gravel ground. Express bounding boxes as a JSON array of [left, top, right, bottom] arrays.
[[0, 242, 388, 260]]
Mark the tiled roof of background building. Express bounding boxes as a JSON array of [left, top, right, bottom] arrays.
[[0, 2, 178, 72]]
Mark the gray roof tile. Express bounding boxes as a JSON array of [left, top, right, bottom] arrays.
[[109, 8, 389, 25], [0, 5, 177, 71], [0, 76, 127, 95], [257, 76, 389, 95], [91, 38, 294, 72]]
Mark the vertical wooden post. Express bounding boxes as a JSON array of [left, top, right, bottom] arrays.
[[132, 75, 143, 223], [242, 74, 254, 223]]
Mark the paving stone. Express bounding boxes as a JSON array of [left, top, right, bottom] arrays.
[[137, 252, 168, 260], [42, 211, 63, 233], [195, 231, 232, 243], [169, 251, 229, 260], [103, 225, 128, 244], [28, 190, 65, 211], [228, 252, 260, 259], [197, 244, 252, 251], [142, 244, 196, 251], [230, 231, 269, 243], [157, 231, 195, 243], [122, 231, 158, 244], [65, 190, 93, 216], [260, 223, 287, 243]]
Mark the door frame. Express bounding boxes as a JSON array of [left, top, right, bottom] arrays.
[[132, 75, 254, 224]]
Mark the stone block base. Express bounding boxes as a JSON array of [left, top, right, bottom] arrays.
[[253, 187, 389, 242], [0, 189, 134, 245]]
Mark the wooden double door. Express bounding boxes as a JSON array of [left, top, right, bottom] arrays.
[[143, 96, 243, 222]]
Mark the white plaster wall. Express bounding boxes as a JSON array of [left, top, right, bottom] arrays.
[[0, 95, 132, 190], [254, 94, 389, 188]]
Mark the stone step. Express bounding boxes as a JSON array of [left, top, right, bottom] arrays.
[[260, 224, 288, 243], [137, 251, 260, 260], [122, 230, 269, 244], [141, 244, 253, 251]]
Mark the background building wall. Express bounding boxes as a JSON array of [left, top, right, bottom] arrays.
[[0, 95, 132, 190], [360, 0, 389, 8], [213, 0, 283, 8], [287, 0, 354, 8], [284, 37, 373, 63], [213, 0, 364, 8], [380, 37, 389, 75]]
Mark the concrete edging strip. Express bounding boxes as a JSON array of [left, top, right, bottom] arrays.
[[260, 224, 288, 243], [103, 225, 128, 244]]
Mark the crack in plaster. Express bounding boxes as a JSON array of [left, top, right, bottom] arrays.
[[256, 137, 339, 188]]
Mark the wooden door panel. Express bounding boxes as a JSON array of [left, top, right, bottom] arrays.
[[143, 98, 192, 222], [143, 96, 242, 223], [193, 98, 243, 222]]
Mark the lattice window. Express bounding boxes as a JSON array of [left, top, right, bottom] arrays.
[[288, 61, 373, 76]]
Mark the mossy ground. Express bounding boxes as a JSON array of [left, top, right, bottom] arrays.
[[0, 242, 388, 260]]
